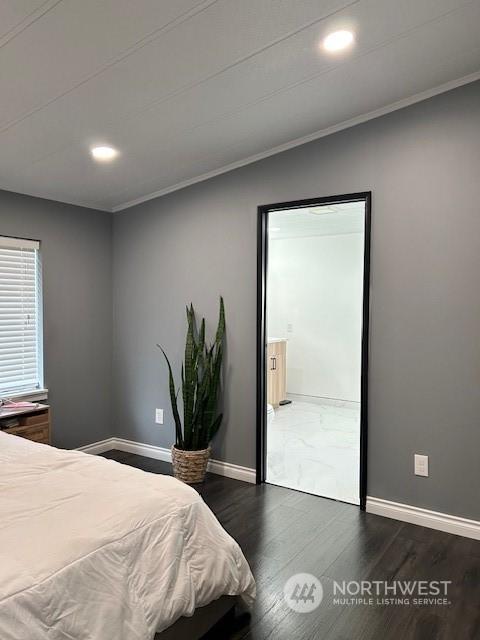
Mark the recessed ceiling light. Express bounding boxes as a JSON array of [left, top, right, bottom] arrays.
[[323, 30, 354, 52], [90, 145, 118, 161]]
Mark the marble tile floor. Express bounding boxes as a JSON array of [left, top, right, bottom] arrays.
[[266, 398, 360, 504]]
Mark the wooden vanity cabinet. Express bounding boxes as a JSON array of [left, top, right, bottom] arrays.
[[267, 340, 287, 407]]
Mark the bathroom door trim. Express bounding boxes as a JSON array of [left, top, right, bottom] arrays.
[[256, 192, 372, 510]]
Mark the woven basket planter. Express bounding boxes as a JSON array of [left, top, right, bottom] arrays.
[[171, 445, 211, 484]]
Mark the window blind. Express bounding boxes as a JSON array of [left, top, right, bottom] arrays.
[[0, 236, 43, 397]]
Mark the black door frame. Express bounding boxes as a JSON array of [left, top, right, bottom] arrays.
[[256, 192, 372, 510]]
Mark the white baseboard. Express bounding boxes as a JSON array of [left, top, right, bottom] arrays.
[[366, 497, 480, 541], [77, 437, 116, 455], [77, 437, 256, 484], [206, 458, 256, 484], [113, 437, 171, 463]]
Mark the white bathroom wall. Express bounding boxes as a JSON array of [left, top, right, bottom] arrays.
[[267, 229, 364, 402]]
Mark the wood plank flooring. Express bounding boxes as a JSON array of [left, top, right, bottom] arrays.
[[100, 450, 480, 640]]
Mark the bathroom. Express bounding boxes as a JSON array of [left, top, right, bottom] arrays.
[[265, 199, 367, 505]]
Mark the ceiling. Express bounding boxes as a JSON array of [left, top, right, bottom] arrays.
[[0, 0, 479, 213], [269, 202, 365, 239]]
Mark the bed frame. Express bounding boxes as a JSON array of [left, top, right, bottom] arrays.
[[155, 596, 237, 640]]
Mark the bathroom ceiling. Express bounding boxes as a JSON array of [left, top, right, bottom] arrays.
[[0, 0, 479, 212], [269, 202, 365, 239]]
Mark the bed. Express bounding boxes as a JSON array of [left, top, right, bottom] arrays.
[[0, 432, 255, 639]]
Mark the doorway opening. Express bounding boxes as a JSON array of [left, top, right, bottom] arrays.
[[257, 193, 371, 508]]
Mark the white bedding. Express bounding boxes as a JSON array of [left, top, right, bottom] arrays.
[[0, 432, 255, 639]]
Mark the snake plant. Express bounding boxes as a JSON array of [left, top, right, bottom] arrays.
[[158, 297, 225, 450]]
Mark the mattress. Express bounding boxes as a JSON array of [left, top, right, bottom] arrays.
[[0, 432, 255, 639]]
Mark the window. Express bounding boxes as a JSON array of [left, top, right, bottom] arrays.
[[0, 236, 43, 398]]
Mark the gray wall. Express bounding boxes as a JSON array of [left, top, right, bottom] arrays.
[[0, 190, 112, 449], [113, 80, 480, 521]]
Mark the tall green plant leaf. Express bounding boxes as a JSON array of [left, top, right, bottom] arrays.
[[156, 345, 183, 449], [183, 304, 199, 449], [215, 297, 225, 347], [201, 298, 225, 443], [181, 362, 185, 401], [197, 317, 206, 374]]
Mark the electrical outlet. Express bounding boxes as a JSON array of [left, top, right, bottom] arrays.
[[155, 408, 164, 425], [414, 454, 429, 477], [287, 323, 293, 333]]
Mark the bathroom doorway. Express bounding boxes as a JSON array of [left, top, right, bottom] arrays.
[[256, 193, 371, 508]]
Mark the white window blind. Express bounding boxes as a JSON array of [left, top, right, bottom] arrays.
[[0, 236, 43, 397]]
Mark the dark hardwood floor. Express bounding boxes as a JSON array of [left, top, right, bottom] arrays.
[[100, 450, 480, 640]]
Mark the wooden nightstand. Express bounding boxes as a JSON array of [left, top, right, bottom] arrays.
[[0, 404, 51, 444]]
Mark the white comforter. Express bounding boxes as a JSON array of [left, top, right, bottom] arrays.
[[0, 433, 255, 639]]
